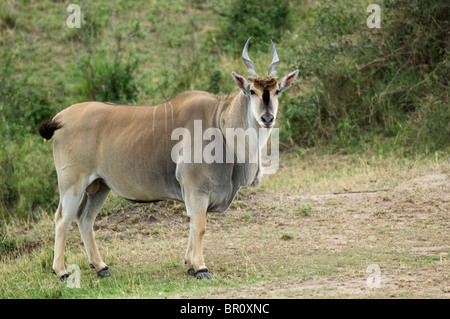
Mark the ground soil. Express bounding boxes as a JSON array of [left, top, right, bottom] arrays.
[[96, 171, 449, 298]]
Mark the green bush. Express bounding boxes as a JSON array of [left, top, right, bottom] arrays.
[[280, 0, 449, 153], [0, 54, 60, 222], [169, 46, 232, 97], [76, 20, 142, 104], [78, 51, 139, 104], [0, 54, 55, 137], [217, 0, 292, 54], [0, 137, 58, 221]]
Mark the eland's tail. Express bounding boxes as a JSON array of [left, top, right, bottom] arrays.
[[38, 120, 63, 142]]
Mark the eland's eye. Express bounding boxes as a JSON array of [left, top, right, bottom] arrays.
[[250, 89, 256, 95], [275, 90, 280, 95]]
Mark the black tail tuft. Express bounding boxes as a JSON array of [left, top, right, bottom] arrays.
[[38, 120, 63, 141]]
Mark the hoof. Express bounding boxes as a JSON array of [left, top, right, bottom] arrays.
[[60, 273, 70, 282], [194, 269, 211, 280], [97, 267, 112, 278], [187, 268, 196, 276], [53, 269, 69, 282]]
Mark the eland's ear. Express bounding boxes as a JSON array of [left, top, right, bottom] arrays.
[[231, 72, 250, 92], [279, 70, 299, 93]]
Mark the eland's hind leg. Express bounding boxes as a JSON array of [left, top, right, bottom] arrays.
[[76, 180, 111, 277], [53, 186, 85, 280]]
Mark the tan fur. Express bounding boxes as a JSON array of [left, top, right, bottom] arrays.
[[48, 90, 261, 278]]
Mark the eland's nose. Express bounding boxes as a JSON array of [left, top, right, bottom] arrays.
[[261, 114, 274, 127]]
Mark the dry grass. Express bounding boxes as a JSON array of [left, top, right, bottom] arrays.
[[262, 148, 449, 195]]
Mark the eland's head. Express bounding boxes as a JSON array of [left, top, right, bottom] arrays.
[[231, 38, 299, 128]]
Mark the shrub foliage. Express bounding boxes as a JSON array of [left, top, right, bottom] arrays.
[[279, 0, 449, 153]]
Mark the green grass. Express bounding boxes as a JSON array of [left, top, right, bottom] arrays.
[[296, 204, 313, 217]]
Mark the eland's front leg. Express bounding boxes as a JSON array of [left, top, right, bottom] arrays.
[[184, 192, 210, 279]]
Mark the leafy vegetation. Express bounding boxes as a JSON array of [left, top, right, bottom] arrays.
[[0, 53, 60, 221], [279, 0, 449, 154], [216, 0, 292, 54], [77, 21, 142, 103]]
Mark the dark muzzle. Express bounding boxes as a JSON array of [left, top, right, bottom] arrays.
[[261, 114, 274, 127]]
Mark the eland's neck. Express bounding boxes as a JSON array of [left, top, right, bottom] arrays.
[[219, 91, 265, 135], [217, 91, 272, 166]]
